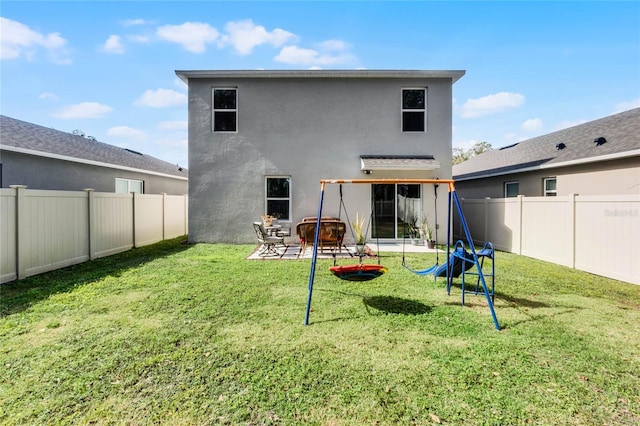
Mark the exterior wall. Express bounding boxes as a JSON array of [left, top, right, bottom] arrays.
[[1, 150, 188, 195], [455, 157, 639, 199], [188, 77, 454, 243]]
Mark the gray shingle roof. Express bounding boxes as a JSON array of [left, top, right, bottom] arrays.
[[0, 115, 187, 178], [453, 108, 640, 180]]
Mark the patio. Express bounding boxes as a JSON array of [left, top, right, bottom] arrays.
[[247, 242, 442, 260]]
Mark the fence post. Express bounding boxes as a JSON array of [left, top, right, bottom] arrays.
[[162, 193, 167, 241], [84, 189, 95, 260], [10, 185, 28, 280], [569, 193, 577, 269], [184, 194, 189, 237], [133, 192, 138, 248], [517, 195, 524, 255]]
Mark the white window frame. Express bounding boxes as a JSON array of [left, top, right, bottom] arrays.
[[401, 87, 427, 132], [544, 177, 557, 196], [115, 178, 144, 194], [504, 181, 519, 198], [212, 87, 238, 133], [265, 176, 291, 221]]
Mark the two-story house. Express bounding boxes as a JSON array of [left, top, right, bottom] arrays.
[[175, 70, 464, 243]]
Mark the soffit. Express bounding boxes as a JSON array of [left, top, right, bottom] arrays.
[[360, 155, 441, 171]]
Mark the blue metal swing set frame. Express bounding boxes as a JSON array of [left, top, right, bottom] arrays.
[[303, 178, 501, 330]]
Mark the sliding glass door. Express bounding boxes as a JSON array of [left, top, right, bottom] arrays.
[[371, 184, 421, 239]]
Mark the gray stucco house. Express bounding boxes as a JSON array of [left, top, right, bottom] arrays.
[[453, 108, 640, 199], [175, 69, 464, 244], [0, 115, 188, 195]]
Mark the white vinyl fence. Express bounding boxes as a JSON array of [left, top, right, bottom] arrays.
[[458, 194, 640, 285], [1, 186, 188, 283]]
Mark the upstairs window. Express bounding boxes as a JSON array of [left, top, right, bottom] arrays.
[[213, 88, 237, 132], [402, 88, 426, 132], [266, 177, 291, 221], [504, 181, 519, 198], [544, 177, 557, 196]]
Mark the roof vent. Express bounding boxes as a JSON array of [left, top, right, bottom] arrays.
[[556, 143, 566, 150], [499, 143, 519, 150], [124, 148, 143, 155], [594, 137, 607, 146]]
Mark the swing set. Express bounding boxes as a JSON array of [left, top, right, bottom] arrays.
[[303, 178, 501, 330]]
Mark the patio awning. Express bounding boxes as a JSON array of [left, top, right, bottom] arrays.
[[360, 155, 441, 171]]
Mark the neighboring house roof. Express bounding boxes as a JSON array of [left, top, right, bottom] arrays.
[[453, 108, 640, 181], [175, 69, 466, 83], [0, 115, 187, 180]]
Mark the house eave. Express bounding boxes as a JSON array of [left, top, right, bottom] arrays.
[[360, 155, 441, 171], [1, 145, 188, 181], [454, 149, 640, 181], [175, 69, 466, 84]]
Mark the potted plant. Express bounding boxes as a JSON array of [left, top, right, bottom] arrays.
[[261, 214, 275, 227], [421, 216, 435, 249], [351, 212, 366, 255], [409, 215, 422, 245]]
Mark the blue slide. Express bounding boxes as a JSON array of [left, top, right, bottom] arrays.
[[434, 246, 476, 278]]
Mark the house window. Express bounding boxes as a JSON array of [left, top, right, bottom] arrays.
[[544, 177, 557, 196], [402, 88, 426, 132], [504, 181, 519, 198], [116, 178, 144, 194], [266, 177, 291, 221], [213, 88, 237, 132]]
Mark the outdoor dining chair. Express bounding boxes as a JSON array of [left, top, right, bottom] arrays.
[[253, 222, 287, 256]]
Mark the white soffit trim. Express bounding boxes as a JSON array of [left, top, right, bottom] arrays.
[[2, 145, 188, 181], [360, 155, 441, 171]]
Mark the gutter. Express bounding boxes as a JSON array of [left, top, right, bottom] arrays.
[[2, 145, 188, 181], [454, 149, 640, 181]]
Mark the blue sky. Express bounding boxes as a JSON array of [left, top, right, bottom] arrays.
[[2, 1, 639, 169]]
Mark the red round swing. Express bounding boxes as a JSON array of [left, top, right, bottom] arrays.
[[330, 264, 388, 282]]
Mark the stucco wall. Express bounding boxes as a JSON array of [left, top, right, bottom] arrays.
[[1, 151, 188, 195], [187, 77, 455, 243], [455, 157, 639, 199]]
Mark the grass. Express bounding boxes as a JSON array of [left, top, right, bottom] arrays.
[[1, 238, 639, 425]]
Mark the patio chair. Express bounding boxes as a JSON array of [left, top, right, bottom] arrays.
[[253, 222, 287, 257]]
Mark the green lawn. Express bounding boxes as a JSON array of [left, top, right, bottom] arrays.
[[1, 238, 639, 425]]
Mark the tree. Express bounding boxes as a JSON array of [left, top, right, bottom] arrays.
[[452, 141, 493, 165], [72, 129, 96, 140]]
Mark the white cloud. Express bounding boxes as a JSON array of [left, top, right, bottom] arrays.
[[0, 17, 70, 63], [103, 35, 124, 54], [459, 92, 525, 118], [135, 88, 187, 108], [127, 34, 150, 43], [158, 120, 188, 130], [219, 19, 296, 55], [107, 126, 147, 140], [521, 118, 542, 132], [39, 92, 58, 101], [156, 137, 188, 148], [274, 45, 352, 66], [613, 99, 640, 114], [52, 102, 113, 119], [156, 22, 219, 53], [317, 39, 349, 51], [122, 19, 147, 27]]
